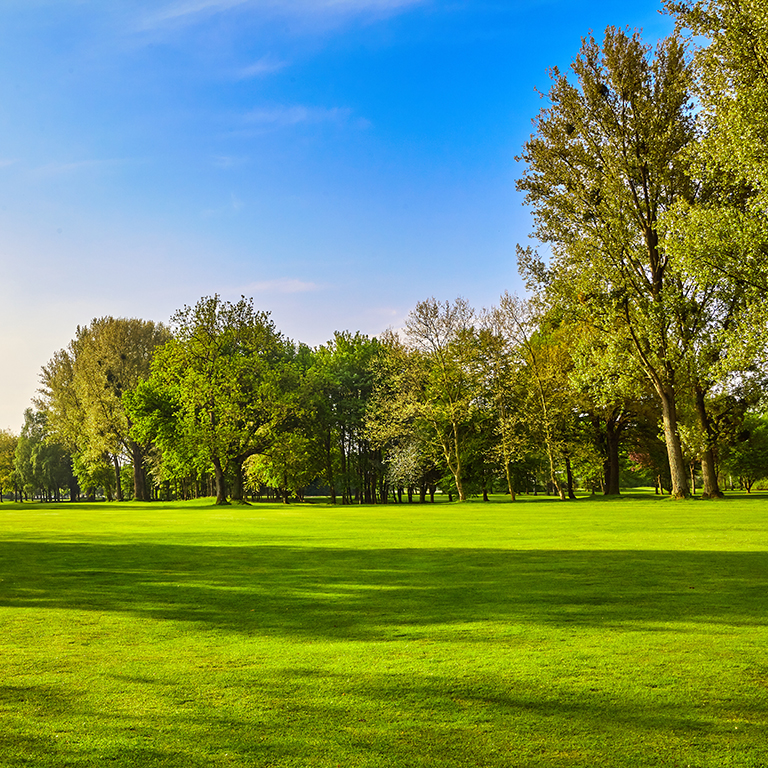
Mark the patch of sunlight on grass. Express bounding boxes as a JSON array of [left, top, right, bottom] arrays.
[[0, 495, 767, 765]]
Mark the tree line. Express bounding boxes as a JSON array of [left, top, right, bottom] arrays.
[[2, 0, 768, 504]]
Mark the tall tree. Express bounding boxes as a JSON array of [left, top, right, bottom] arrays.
[[517, 27, 702, 498]]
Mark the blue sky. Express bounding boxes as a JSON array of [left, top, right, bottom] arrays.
[[0, 0, 673, 431]]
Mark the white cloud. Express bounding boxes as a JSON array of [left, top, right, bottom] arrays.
[[146, 0, 249, 25], [27, 158, 131, 179], [143, 0, 425, 27], [211, 154, 249, 169], [244, 104, 353, 127], [242, 278, 322, 294], [200, 192, 245, 218], [237, 54, 288, 79]]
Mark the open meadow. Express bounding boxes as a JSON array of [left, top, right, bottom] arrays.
[[1, 492, 767, 767]]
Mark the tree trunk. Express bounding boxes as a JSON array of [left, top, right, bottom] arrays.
[[446, 419, 466, 501], [231, 458, 250, 503], [69, 475, 79, 502], [113, 454, 123, 501], [504, 462, 516, 501], [694, 385, 724, 499], [659, 385, 690, 499], [130, 441, 149, 501], [604, 419, 621, 496], [546, 446, 565, 500], [565, 455, 576, 499], [212, 457, 229, 504]]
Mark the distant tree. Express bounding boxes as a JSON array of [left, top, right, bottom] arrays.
[[0, 429, 18, 501], [14, 409, 75, 502], [39, 316, 169, 501], [244, 433, 320, 503], [489, 294, 584, 499], [369, 298, 494, 502], [307, 332, 383, 504], [131, 296, 293, 505], [720, 413, 768, 492]]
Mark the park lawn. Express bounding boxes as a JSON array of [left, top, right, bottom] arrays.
[[0, 493, 767, 767]]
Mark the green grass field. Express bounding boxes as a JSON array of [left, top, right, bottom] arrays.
[[1, 492, 767, 767]]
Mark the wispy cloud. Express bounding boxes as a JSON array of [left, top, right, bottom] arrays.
[[143, 0, 425, 28], [200, 192, 245, 218], [237, 54, 288, 79], [211, 154, 249, 169], [243, 104, 368, 129], [243, 278, 322, 294], [27, 158, 130, 179], [147, 0, 249, 25], [245, 104, 350, 126]]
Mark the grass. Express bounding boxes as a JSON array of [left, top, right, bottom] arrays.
[[1, 492, 767, 766]]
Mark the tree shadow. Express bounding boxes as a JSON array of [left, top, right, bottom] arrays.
[[2, 542, 768, 766], [1, 542, 767, 639]]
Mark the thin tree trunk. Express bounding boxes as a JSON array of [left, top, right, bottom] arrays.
[[546, 445, 565, 500], [504, 462, 516, 501], [659, 386, 690, 499], [231, 458, 249, 503], [565, 455, 576, 500], [113, 454, 123, 501], [604, 419, 621, 496], [694, 385, 724, 498]]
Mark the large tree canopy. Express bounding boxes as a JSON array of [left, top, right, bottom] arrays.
[[516, 27, 709, 498], [662, 0, 768, 373]]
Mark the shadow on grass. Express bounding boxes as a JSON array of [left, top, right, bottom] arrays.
[[1, 542, 767, 637], [2, 543, 768, 766]]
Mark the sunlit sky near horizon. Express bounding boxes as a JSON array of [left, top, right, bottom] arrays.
[[0, 0, 674, 432]]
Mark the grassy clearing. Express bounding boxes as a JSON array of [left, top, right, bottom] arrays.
[[1, 493, 767, 766]]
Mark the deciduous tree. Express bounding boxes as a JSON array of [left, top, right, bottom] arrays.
[[517, 27, 701, 498]]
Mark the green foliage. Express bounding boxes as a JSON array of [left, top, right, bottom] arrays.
[[515, 26, 733, 499], [244, 433, 321, 502], [720, 412, 768, 491], [308, 331, 384, 504], [662, 1, 768, 374], [368, 298, 497, 502], [13, 409, 74, 501], [0, 429, 18, 500], [131, 295, 294, 504], [38, 316, 169, 501]]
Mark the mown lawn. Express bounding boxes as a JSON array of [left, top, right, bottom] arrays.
[[1, 492, 767, 766]]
